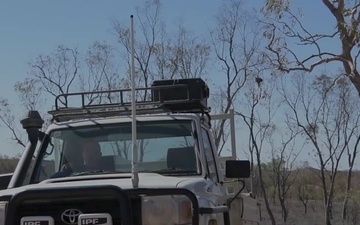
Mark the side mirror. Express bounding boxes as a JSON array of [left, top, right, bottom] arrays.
[[0, 173, 12, 190], [225, 160, 250, 179]]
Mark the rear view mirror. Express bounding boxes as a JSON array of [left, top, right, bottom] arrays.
[[225, 160, 250, 179]]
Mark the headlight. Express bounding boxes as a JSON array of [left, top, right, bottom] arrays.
[[141, 195, 192, 225], [0, 201, 7, 225]]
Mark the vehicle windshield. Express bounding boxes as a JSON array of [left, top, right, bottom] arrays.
[[34, 120, 200, 182]]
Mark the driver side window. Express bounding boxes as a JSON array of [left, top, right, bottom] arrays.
[[37, 137, 63, 182]]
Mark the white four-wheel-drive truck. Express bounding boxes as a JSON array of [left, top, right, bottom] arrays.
[[0, 78, 260, 225]]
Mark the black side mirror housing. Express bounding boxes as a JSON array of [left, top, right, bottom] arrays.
[[225, 160, 250, 179]]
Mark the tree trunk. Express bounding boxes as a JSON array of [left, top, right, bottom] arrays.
[[319, 162, 331, 225], [299, 197, 308, 214], [325, 195, 331, 225], [277, 180, 288, 222], [250, 153, 254, 193], [327, 172, 338, 224], [329, 201, 333, 220], [342, 150, 357, 220], [342, 180, 350, 220], [272, 189, 276, 205], [348, 71, 360, 96], [280, 198, 287, 222], [258, 202, 262, 221], [325, 204, 332, 225], [257, 158, 276, 225]]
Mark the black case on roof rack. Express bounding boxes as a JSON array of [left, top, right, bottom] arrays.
[[48, 78, 211, 122], [151, 78, 209, 112]]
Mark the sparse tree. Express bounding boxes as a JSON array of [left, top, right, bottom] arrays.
[[79, 41, 122, 104], [28, 45, 81, 107], [14, 77, 44, 111], [0, 98, 26, 147], [0, 77, 45, 148], [236, 76, 278, 225], [0, 41, 120, 149], [209, 0, 268, 157], [114, 0, 211, 92], [296, 169, 312, 215], [278, 72, 358, 225], [339, 79, 360, 220], [113, 0, 212, 161], [262, 0, 360, 96], [28, 42, 120, 108], [268, 124, 302, 222]]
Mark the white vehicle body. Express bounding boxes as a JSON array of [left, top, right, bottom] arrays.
[[0, 80, 260, 225]]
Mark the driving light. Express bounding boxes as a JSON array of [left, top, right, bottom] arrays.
[[0, 201, 7, 225], [208, 219, 217, 225], [141, 195, 192, 225]]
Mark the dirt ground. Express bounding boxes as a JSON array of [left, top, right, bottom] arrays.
[[256, 198, 359, 225]]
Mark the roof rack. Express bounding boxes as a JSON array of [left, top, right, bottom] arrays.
[[48, 83, 210, 122]]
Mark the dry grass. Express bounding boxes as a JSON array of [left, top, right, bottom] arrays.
[[256, 198, 360, 225]]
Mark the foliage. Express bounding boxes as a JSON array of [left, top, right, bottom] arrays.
[[262, 0, 360, 95]]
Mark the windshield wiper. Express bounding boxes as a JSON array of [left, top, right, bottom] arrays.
[[69, 170, 123, 177]]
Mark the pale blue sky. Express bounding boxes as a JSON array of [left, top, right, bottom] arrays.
[[0, 0, 353, 169]]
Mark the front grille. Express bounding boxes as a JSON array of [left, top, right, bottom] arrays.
[[15, 199, 122, 225]]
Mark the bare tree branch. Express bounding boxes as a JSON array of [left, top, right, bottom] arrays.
[[262, 0, 360, 95], [0, 98, 25, 147], [277, 72, 358, 225], [210, 0, 267, 151]]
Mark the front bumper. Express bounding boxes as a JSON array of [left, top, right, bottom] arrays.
[[4, 185, 201, 225]]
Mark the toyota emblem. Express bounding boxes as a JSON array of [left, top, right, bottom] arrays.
[[61, 209, 83, 224]]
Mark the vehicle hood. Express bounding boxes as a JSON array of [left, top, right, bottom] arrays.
[[0, 173, 205, 196]]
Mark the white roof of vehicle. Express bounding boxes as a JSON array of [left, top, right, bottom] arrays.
[[47, 113, 201, 131]]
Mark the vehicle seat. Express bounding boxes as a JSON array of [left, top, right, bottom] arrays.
[[62, 140, 85, 172], [167, 147, 197, 170], [99, 155, 116, 171]]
